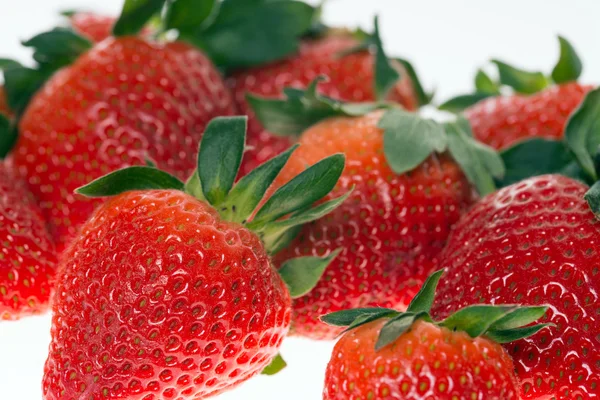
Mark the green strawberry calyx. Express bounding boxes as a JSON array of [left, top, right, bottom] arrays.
[[321, 270, 552, 351], [439, 36, 583, 112], [248, 76, 505, 196], [77, 115, 348, 305]]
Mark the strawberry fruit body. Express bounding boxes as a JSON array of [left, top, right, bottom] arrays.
[[43, 116, 347, 399], [69, 12, 117, 42], [0, 162, 56, 320], [322, 271, 549, 400]]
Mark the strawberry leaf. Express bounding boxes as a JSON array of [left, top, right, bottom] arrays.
[[498, 138, 576, 187], [474, 69, 499, 94], [488, 306, 549, 331], [552, 36, 582, 84], [584, 181, 600, 219], [164, 0, 218, 33], [113, 0, 167, 36], [394, 57, 433, 106], [3, 66, 47, 115], [379, 109, 448, 175], [247, 76, 384, 136], [438, 92, 494, 113], [491, 60, 549, 94], [372, 16, 400, 100], [406, 269, 443, 314], [445, 117, 505, 195], [261, 353, 287, 376], [0, 115, 17, 159], [249, 153, 345, 228], [197, 116, 247, 206], [438, 305, 518, 338], [564, 87, 600, 181], [0, 58, 23, 70], [321, 307, 399, 327], [485, 323, 554, 344], [221, 145, 298, 224], [267, 225, 303, 256], [23, 28, 92, 69], [278, 248, 341, 298], [76, 167, 185, 197], [375, 313, 421, 351]]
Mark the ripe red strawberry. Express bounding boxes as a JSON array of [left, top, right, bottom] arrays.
[[68, 12, 116, 42], [0, 161, 56, 320], [7, 23, 234, 251], [43, 116, 347, 399], [432, 174, 600, 398], [441, 36, 594, 150], [249, 80, 504, 339], [228, 21, 430, 176], [322, 271, 550, 400]]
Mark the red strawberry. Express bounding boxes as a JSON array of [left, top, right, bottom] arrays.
[[8, 28, 234, 251], [432, 175, 600, 398], [322, 271, 549, 400], [249, 80, 503, 339], [69, 12, 116, 42], [0, 161, 56, 320], [441, 36, 594, 150], [43, 116, 347, 399], [228, 21, 429, 176]]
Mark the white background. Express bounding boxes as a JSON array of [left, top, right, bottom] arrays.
[[1, 1, 599, 399]]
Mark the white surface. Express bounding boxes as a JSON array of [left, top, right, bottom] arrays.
[[1, 1, 599, 399]]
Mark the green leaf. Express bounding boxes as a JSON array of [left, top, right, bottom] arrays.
[[164, 0, 218, 33], [375, 313, 423, 351], [564, 88, 600, 181], [489, 306, 549, 331], [267, 225, 303, 256], [0, 115, 17, 159], [498, 138, 574, 187], [394, 58, 433, 106], [23, 28, 92, 68], [474, 69, 499, 94], [60, 9, 78, 17], [249, 153, 345, 228], [445, 117, 505, 196], [0, 58, 23, 70], [585, 181, 600, 219], [320, 307, 398, 327], [3, 66, 47, 115], [198, 116, 246, 206], [261, 353, 287, 376], [379, 109, 448, 174], [491, 60, 549, 94], [438, 92, 494, 113], [278, 248, 341, 298], [406, 270, 443, 314], [551, 36, 582, 84], [486, 323, 554, 344], [247, 77, 384, 136], [221, 145, 298, 224], [76, 166, 185, 197], [372, 16, 400, 100], [438, 305, 517, 338], [113, 0, 166, 36], [190, 1, 315, 70]]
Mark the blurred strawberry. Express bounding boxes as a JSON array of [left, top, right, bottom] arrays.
[[66, 11, 116, 42], [0, 86, 11, 117]]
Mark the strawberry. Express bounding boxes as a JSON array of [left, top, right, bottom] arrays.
[[67, 12, 116, 42], [0, 161, 56, 320], [249, 79, 504, 339], [440, 36, 594, 150], [228, 18, 431, 176], [322, 271, 550, 400], [0, 86, 11, 117], [43, 116, 347, 399]]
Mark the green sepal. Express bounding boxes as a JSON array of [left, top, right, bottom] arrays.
[[0, 115, 17, 159], [3, 66, 47, 115], [552, 36, 582, 84], [76, 166, 185, 197], [320, 307, 399, 327], [394, 57, 433, 107], [247, 76, 385, 136], [488, 306, 549, 331], [113, 0, 167, 36], [474, 69, 500, 94], [584, 181, 600, 219], [379, 109, 448, 175], [197, 116, 246, 206], [438, 305, 518, 338], [0, 58, 23, 70], [184, 171, 206, 201], [375, 312, 430, 351], [406, 269, 443, 314], [220, 145, 298, 224], [164, 0, 218, 33], [498, 138, 576, 187], [438, 92, 494, 113], [372, 16, 400, 100], [491, 60, 549, 95], [186, 0, 315, 71], [261, 353, 287, 376], [60, 9, 78, 17], [248, 153, 345, 229], [445, 117, 505, 196], [267, 225, 303, 256], [23, 28, 92, 69], [564, 87, 600, 181], [485, 323, 554, 344], [278, 248, 342, 298]]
